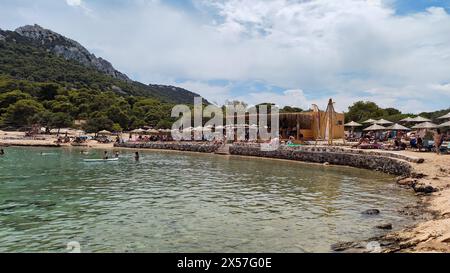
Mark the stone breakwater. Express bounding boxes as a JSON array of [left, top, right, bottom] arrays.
[[115, 142, 419, 176], [230, 144, 414, 176], [114, 142, 222, 153]]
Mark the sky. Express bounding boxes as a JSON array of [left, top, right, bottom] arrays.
[[1, 0, 450, 113]]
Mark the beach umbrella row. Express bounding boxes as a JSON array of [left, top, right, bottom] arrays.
[[362, 123, 411, 132], [359, 121, 448, 131], [361, 118, 394, 125], [362, 116, 433, 124], [399, 116, 432, 123]]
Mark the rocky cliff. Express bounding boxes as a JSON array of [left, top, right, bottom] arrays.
[[14, 24, 129, 81], [0, 24, 204, 104]]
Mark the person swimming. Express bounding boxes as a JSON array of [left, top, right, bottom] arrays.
[[134, 151, 140, 161]]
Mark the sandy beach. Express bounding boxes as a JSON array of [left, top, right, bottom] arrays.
[[1, 130, 449, 252], [382, 151, 450, 252]]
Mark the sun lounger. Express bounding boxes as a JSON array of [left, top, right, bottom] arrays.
[[440, 143, 450, 154]]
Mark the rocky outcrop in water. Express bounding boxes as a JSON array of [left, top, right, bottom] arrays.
[[14, 24, 129, 81]]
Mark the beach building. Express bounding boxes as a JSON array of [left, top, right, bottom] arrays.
[[278, 111, 345, 141]]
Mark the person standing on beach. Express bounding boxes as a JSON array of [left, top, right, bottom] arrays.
[[434, 129, 444, 155]]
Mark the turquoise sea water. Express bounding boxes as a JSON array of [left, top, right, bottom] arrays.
[[0, 147, 416, 252]]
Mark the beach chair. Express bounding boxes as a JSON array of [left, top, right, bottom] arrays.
[[440, 143, 450, 154], [419, 140, 433, 152]]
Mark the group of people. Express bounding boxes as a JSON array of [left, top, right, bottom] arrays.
[[352, 129, 447, 154], [102, 150, 140, 161], [126, 134, 173, 143]]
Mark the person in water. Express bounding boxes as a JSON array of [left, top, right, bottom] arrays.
[[115, 151, 120, 158], [103, 151, 109, 160], [0, 149, 4, 155], [134, 151, 140, 161]]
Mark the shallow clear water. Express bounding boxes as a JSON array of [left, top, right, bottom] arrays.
[[0, 147, 416, 253]]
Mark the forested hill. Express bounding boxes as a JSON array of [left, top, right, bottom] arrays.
[[0, 25, 201, 105]]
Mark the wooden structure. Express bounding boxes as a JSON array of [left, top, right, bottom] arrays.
[[232, 110, 345, 141], [278, 111, 345, 141]]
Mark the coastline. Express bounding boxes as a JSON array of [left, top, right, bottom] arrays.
[[1, 135, 449, 252]]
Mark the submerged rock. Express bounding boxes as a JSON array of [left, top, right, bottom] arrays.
[[330, 241, 362, 252], [411, 172, 427, 179], [412, 184, 437, 194], [362, 209, 380, 215], [376, 223, 393, 230], [397, 177, 416, 186]]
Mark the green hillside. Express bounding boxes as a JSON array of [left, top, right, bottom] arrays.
[[0, 28, 203, 132], [0, 29, 199, 104]]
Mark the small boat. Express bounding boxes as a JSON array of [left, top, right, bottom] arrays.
[[83, 158, 119, 162]]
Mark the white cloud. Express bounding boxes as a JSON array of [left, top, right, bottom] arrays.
[[174, 81, 232, 105], [2, 0, 450, 113], [66, 0, 82, 7], [235, 89, 310, 109]]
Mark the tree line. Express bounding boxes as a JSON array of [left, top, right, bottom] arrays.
[[0, 75, 177, 133]]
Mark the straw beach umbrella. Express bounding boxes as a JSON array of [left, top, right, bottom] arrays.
[[344, 121, 363, 127], [387, 123, 411, 131], [438, 121, 450, 128], [412, 122, 438, 129], [363, 124, 386, 131], [98, 130, 111, 135], [411, 116, 431, 123], [344, 121, 363, 137], [362, 118, 376, 124], [399, 117, 415, 123], [131, 128, 146, 134], [374, 119, 393, 125], [437, 112, 450, 120]]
